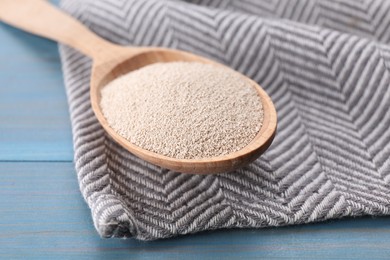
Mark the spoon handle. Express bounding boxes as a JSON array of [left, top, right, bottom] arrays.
[[0, 0, 118, 59]]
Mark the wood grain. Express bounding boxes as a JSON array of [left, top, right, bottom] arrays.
[[0, 0, 277, 174], [0, 23, 73, 161], [1, 162, 390, 259], [0, 1, 389, 258]]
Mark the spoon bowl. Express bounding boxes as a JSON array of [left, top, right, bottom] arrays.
[[0, 0, 277, 174]]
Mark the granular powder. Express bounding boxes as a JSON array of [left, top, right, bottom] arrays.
[[100, 62, 263, 159]]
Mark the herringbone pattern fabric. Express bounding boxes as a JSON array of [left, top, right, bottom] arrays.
[[59, 0, 390, 240]]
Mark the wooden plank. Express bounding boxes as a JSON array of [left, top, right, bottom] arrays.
[[0, 21, 73, 161], [0, 162, 389, 259], [1, 1, 390, 258]]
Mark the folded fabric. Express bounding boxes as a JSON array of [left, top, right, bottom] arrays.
[[60, 0, 390, 240]]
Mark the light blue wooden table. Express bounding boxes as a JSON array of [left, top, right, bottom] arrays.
[[1, 4, 390, 259]]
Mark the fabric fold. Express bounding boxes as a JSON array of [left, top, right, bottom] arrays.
[[60, 0, 390, 240]]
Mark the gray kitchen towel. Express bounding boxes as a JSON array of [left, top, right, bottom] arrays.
[[60, 0, 390, 240]]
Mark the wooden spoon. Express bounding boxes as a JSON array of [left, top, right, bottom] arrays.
[[0, 0, 277, 174]]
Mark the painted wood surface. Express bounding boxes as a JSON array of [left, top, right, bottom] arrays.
[[0, 24, 73, 161], [1, 1, 390, 259], [1, 163, 390, 259]]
